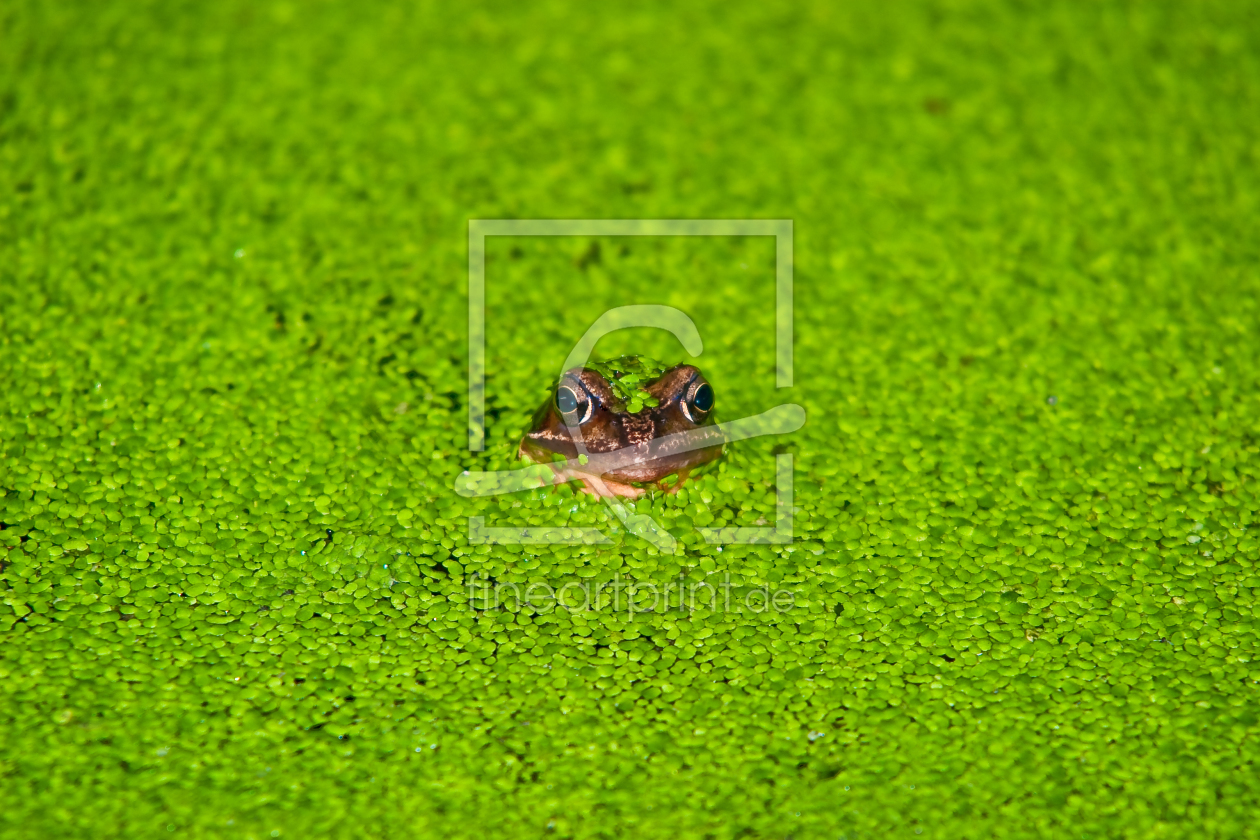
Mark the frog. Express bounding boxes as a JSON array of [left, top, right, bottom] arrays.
[[518, 355, 722, 498]]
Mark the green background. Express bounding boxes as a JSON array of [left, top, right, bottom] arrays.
[[3, 0, 1259, 837]]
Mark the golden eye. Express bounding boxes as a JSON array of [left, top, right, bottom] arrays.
[[555, 383, 593, 424], [692, 382, 714, 412], [681, 380, 714, 423]]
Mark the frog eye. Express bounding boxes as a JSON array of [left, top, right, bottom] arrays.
[[681, 380, 714, 423], [555, 383, 593, 425]]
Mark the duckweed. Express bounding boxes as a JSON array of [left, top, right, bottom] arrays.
[[2, 1, 1259, 838], [584, 356, 668, 413]]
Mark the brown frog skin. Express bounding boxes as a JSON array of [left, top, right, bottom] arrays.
[[518, 359, 722, 498]]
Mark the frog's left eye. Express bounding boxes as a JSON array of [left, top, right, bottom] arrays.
[[555, 383, 593, 425], [681, 380, 714, 423]]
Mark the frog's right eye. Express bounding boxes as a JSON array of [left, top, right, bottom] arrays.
[[555, 384, 593, 425]]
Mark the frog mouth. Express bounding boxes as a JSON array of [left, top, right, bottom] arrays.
[[518, 432, 724, 496], [460, 404, 806, 501]]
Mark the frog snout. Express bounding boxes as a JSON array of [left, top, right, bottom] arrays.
[[619, 412, 656, 446]]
